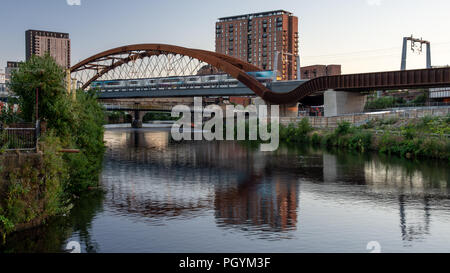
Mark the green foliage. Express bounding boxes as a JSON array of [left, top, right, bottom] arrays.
[[279, 118, 313, 143], [62, 91, 106, 194], [0, 99, 22, 125], [365, 96, 399, 110], [335, 121, 352, 136], [105, 111, 127, 124], [0, 54, 106, 239], [9, 55, 106, 195], [411, 92, 427, 104], [143, 112, 177, 122], [311, 133, 322, 145], [348, 131, 372, 152]]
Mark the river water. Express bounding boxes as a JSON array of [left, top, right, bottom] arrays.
[[2, 128, 450, 253]]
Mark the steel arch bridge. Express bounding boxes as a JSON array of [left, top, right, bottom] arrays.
[[70, 44, 450, 105]]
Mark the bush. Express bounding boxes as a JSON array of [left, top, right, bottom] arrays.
[[365, 96, 399, 110], [348, 130, 372, 152], [279, 118, 313, 143], [335, 121, 352, 136], [311, 133, 322, 145]]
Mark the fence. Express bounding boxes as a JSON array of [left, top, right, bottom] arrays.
[[365, 102, 450, 113], [0, 121, 40, 151], [282, 107, 450, 129]]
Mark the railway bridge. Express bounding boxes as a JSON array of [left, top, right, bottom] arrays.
[[69, 44, 450, 123]]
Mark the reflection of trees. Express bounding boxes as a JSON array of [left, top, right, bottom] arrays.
[[65, 191, 105, 253], [0, 191, 105, 253]]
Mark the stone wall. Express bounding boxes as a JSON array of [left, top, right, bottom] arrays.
[[0, 152, 46, 232]]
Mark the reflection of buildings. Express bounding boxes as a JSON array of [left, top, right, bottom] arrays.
[[102, 129, 450, 244], [322, 151, 448, 244], [215, 175, 298, 232]]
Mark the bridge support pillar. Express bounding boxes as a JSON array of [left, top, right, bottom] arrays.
[[253, 97, 299, 118], [131, 111, 145, 128], [324, 90, 367, 117]]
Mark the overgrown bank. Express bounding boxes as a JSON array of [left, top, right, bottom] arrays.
[[0, 55, 106, 241], [280, 115, 450, 161]]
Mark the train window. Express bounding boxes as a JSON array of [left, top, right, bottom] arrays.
[[130, 81, 139, 85], [188, 78, 198, 82], [106, 81, 121, 86], [162, 78, 180, 83], [207, 76, 216, 81]]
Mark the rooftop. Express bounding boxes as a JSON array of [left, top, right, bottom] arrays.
[[26, 29, 69, 38], [218, 10, 293, 22]]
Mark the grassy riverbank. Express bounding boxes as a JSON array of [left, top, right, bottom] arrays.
[[0, 55, 106, 241], [280, 115, 450, 161]]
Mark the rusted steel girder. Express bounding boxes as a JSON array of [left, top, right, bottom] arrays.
[[264, 67, 450, 104]]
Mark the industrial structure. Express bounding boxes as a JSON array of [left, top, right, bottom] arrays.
[[215, 10, 299, 81], [401, 35, 431, 70], [25, 30, 71, 68]]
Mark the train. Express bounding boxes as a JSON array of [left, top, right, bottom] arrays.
[[90, 71, 275, 91]]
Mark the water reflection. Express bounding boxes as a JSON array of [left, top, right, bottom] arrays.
[[2, 128, 450, 252], [102, 129, 450, 245]]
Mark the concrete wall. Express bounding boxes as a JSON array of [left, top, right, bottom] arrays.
[[324, 90, 367, 117]]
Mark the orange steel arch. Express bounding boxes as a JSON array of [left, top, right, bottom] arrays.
[[71, 44, 450, 105], [70, 44, 269, 96]]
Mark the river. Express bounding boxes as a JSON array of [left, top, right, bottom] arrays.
[[2, 128, 450, 253]]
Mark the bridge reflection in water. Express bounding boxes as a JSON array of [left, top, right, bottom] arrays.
[[103, 128, 450, 246]]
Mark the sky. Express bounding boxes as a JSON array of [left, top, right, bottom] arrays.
[[1, 0, 450, 75]]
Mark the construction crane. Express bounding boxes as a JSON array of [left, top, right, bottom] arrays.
[[401, 35, 431, 70]]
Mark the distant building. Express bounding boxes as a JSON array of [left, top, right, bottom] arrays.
[[197, 64, 221, 76], [4, 61, 23, 94], [0, 69, 5, 84], [215, 10, 299, 80], [429, 87, 450, 103], [300, 65, 341, 79], [25, 29, 71, 68], [5, 61, 21, 82], [0, 83, 6, 96]]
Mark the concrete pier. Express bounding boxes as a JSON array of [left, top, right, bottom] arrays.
[[324, 90, 367, 117]]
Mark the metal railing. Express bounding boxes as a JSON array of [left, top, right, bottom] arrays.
[[0, 121, 39, 151], [365, 102, 450, 113]]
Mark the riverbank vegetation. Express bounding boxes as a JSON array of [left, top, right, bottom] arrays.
[[0, 54, 106, 240], [364, 91, 428, 110], [280, 115, 450, 161]]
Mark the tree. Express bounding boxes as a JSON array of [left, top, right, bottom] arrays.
[[9, 53, 74, 138], [9, 54, 106, 194]]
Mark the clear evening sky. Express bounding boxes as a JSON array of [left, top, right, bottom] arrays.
[[1, 0, 449, 74]]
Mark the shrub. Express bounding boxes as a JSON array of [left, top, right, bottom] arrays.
[[335, 121, 352, 136], [279, 118, 313, 143], [311, 133, 322, 145]]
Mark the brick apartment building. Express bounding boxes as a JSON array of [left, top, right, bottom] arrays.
[[25, 30, 71, 68], [215, 10, 299, 80]]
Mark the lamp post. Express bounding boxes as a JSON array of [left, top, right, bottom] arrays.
[[35, 87, 39, 122]]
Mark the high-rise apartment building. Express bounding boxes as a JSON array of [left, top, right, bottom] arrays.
[[25, 30, 71, 68], [215, 10, 299, 80]]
